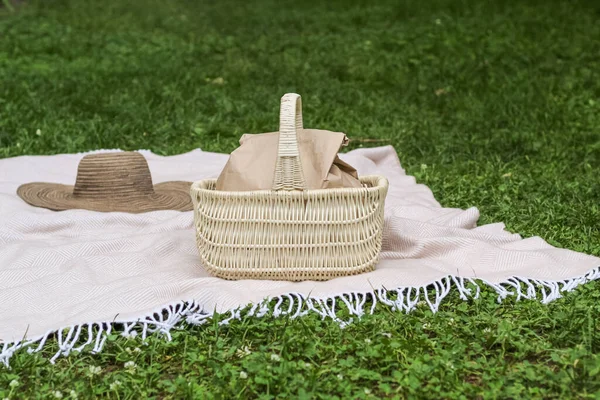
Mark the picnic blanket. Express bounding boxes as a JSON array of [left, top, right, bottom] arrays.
[[1, 146, 598, 365]]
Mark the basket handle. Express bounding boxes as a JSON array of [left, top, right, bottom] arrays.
[[272, 93, 306, 191]]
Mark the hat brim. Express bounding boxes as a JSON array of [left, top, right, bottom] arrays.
[[17, 181, 194, 213]]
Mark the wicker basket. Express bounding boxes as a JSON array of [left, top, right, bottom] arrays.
[[191, 93, 388, 281]]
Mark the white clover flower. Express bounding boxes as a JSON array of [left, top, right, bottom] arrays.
[[239, 371, 248, 379], [53, 391, 63, 399], [124, 361, 137, 370], [303, 362, 312, 369], [381, 332, 392, 338], [337, 374, 344, 380], [36, 129, 42, 136], [133, 347, 142, 353], [364, 388, 372, 395], [88, 365, 102, 375], [423, 323, 431, 329], [235, 346, 251, 358], [483, 327, 491, 334], [69, 390, 78, 399], [109, 380, 122, 390], [270, 354, 281, 362], [9, 380, 19, 388], [364, 338, 372, 344], [125, 347, 132, 354]]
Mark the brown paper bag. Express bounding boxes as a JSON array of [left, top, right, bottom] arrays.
[[216, 129, 362, 191]]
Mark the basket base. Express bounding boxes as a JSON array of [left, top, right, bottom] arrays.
[[202, 260, 378, 281]]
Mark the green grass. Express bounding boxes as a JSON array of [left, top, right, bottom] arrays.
[[1, 0, 600, 398]]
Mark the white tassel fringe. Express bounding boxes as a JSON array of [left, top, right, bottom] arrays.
[[1, 267, 599, 368]]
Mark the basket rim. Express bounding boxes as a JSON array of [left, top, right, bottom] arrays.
[[190, 175, 389, 196]]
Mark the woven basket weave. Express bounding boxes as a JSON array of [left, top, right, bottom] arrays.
[[191, 93, 388, 281]]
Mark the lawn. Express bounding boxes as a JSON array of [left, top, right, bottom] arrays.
[[1, 0, 600, 398]]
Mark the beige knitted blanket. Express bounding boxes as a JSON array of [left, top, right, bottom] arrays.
[[1, 146, 598, 365]]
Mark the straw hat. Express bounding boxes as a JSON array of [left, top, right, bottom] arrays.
[[17, 152, 193, 213]]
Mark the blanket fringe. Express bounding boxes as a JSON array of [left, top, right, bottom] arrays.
[[1, 267, 599, 367]]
